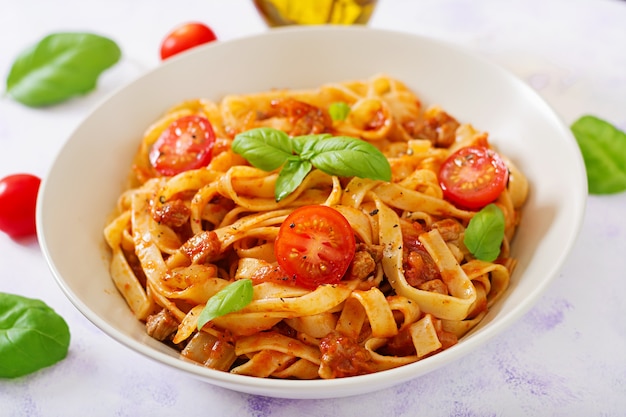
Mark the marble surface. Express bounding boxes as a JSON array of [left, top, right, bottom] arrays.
[[1, 0, 625, 415]]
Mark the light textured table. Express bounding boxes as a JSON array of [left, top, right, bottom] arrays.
[[1, 0, 625, 415]]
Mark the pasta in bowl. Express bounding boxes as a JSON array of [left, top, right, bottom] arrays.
[[105, 74, 526, 379], [38, 27, 586, 398]]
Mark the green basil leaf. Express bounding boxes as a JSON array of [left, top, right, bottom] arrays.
[[291, 133, 329, 156], [232, 127, 294, 171], [0, 292, 70, 378], [463, 204, 505, 262], [197, 279, 253, 330], [233, 128, 392, 201], [329, 102, 351, 121], [309, 136, 392, 181], [275, 158, 313, 201], [571, 115, 626, 194], [6, 32, 121, 107]]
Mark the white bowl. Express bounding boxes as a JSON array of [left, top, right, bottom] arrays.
[[37, 26, 587, 399]]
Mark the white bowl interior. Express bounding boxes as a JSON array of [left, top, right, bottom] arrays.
[[37, 26, 587, 399]]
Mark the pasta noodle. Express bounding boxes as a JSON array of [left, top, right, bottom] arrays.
[[104, 74, 528, 379]]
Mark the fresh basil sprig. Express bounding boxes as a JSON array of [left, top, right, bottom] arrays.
[[232, 127, 392, 201], [329, 102, 351, 121], [571, 115, 626, 195], [229, 127, 294, 171], [463, 204, 505, 262], [5, 32, 121, 107], [196, 279, 254, 330], [0, 292, 70, 378]]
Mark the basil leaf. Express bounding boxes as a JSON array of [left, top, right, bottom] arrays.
[[197, 279, 253, 330], [0, 292, 70, 378], [232, 127, 392, 201], [309, 136, 392, 181], [232, 127, 294, 171], [463, 204, 505, 262], [6, 32, 121, 107], [571, 115, 626, 194], [291, 133, 329, 156], [275, 158, 312, 201], [329, 102, 351, 121]]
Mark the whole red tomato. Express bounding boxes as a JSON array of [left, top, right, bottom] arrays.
[[0, 174, 41, 239], [160, 22, 217, 60]]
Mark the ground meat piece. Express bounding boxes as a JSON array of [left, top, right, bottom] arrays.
[[399, 219, 442, 288], [404, 248, 441, 288], [270, 98, 332, 136], [146, 309, 179, 341], [399, 218, 428, 253], [181, 230, 221, 263], [418, 278, 448, 295], [347, 250, 376, 280], [359, 242, 384, 263], [431, 218, 464, 242], [408, 106, 460, 148], [319, 331, 374, 378], [152, 199, 190, 228], [378, 328, 415, 357]]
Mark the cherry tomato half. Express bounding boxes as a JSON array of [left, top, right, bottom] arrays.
[[275, 205, 356, 289], [438, 146, 509, 210], [0, 174, 41, 239], [160, 22, 217, 60], [149, 115, 216, 176]]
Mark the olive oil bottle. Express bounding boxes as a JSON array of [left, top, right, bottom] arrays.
[[253, 0, 377, 26]]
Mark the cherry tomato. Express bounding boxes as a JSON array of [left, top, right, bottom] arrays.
[[274, 205, 356, 289], [149, 115, 216, 176], [160, 22, 217, 60], [438, 146, 509, 210], [0, 174, 41, 239]]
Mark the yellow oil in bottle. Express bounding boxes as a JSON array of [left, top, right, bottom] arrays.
[[253, 0, 377, 26]]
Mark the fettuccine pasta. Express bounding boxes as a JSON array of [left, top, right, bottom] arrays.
[[104, 74, 528, 379]]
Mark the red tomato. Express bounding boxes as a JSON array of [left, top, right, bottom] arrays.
[[0, 174, 41, 239], [438, 146, 509, 210], [149, 115, 216, 176], [274, 205, 356, 289], [160, 22, 217, 60]]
